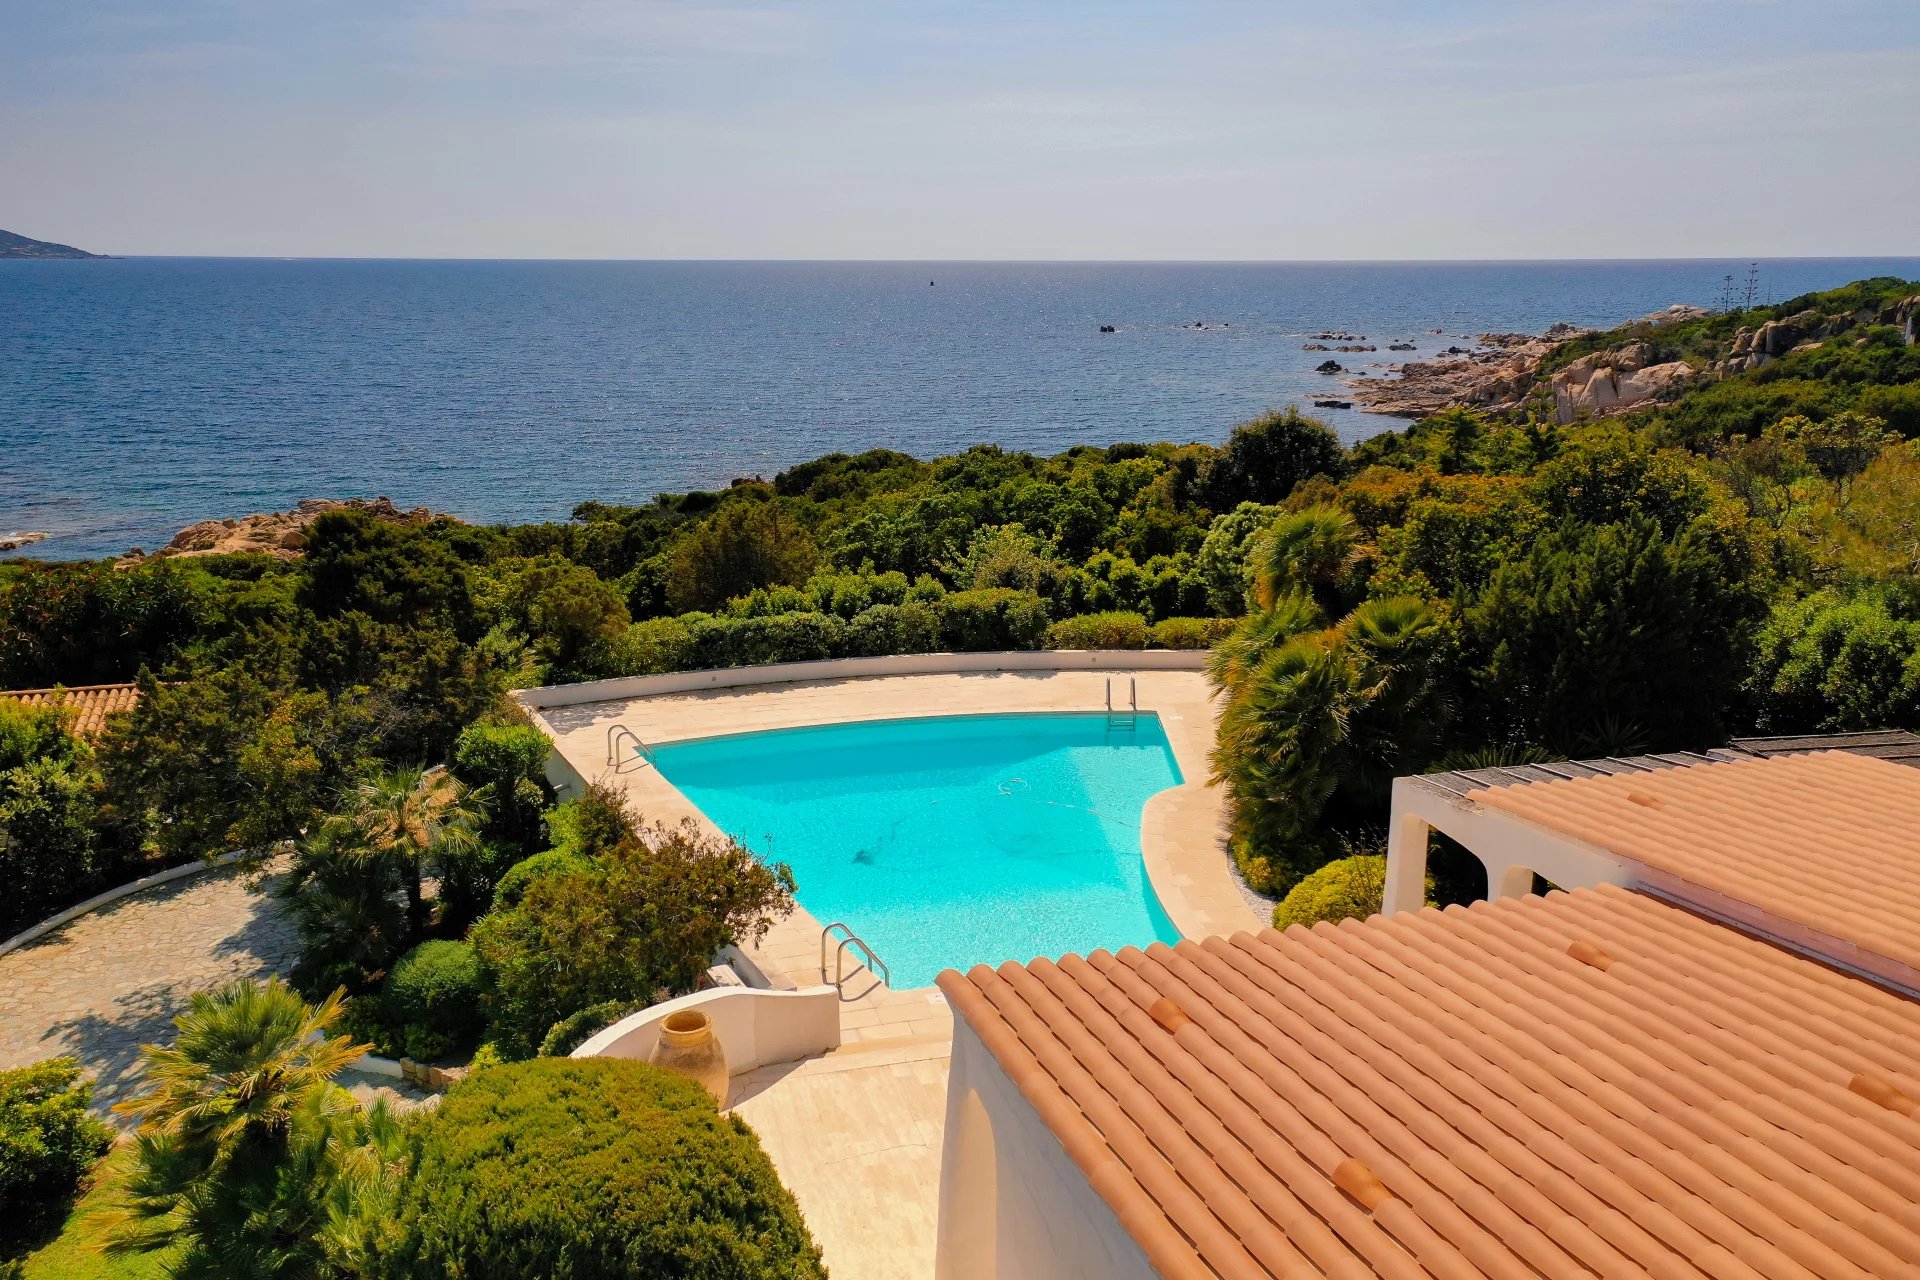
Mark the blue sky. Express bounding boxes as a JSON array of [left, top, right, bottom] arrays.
[[5, 0, 1917, 258]]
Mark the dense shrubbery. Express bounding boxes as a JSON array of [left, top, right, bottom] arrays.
[[472, 818, 795, 1057], [378, 1058, 824, 1280], [377, 940, 485, 1061], [537, 1000, 634, 1058], [0, 1058, 112, 1249]]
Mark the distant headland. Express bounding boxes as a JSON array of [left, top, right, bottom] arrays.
[[0, 228, 105, 259]]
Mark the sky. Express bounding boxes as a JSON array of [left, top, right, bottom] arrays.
[[4, 0, 1918, 260]]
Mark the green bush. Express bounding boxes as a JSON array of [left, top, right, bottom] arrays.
[[1271, 855, 1392, 930], [687, 611, 846, 668], [491, 847, 592, 912], [1149, 616, 1235, 650], [0, 1058, 112, 1249], [381, 940, 485, 1061], [938, 588, 1050, 650], [537, 1000, 635, 1058], [840, 601, 942, 656], [1044, 611, 1149, 650], [450, 721, 555, 857], [378, 1058, 824, 1280], [472, 823, 794, 1057], [0, 759, 103, 933]]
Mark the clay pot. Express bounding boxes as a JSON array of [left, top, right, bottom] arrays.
[[649, 1009, 729, 1104]]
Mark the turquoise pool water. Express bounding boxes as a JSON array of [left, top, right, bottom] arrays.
[[649, 713, 1185, 989]]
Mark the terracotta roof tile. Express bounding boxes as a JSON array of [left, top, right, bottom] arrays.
[[938, 885, 1920, 1280], [1469, 751, 1920, 987], [0, 682, 140, 740]]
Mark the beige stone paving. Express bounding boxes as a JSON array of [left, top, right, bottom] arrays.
[[0, 864, 299, 1119], [729, 1036, 953, 1280]]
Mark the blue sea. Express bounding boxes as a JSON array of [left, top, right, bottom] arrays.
[[4, 257, 1917, 561]]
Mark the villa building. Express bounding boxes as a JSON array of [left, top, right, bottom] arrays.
[[936, 745, 1920, 1279]]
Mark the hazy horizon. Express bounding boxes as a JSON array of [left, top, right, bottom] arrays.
[[6, 1, 1918, 260]]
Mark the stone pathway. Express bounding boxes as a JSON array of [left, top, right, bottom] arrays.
[[0, 863, 300, 1119]]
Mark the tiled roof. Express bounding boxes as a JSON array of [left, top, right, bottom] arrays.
[[0, 683, 140, 739], [1470, 750, 1920, 987], [939, 884, 1920, 1280], [1732, 728, 1920, 768]]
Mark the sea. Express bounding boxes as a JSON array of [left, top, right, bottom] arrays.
[[4, 257, 1917, 561]]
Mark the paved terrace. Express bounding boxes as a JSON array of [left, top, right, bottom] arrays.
[[522, 660, 1261, 1278]]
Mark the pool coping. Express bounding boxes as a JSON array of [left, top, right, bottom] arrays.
[[516, 657, 1263, 993]]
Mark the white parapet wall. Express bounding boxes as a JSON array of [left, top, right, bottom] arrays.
[[571, 984, 843, 1074], [511, 648, 1209, 711]]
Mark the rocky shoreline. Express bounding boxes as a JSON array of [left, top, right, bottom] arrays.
[[1345, 305, 1711, 423], [120, 497, 445, 564]]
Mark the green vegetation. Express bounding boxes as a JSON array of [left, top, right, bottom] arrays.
[[471, 818, 795, 1057], [3, 271, 1918, 1279], [374, 941, 485, 1062], [11, 1146, 179, 1280], [0, 1059, 113, 1254], [376, 1058, 824, 1280], [102, 979, 401, 1280]]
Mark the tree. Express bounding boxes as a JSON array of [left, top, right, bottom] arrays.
[[1210, 597, 1445, 895], [308, 765, 484, 945], [665, 502, 818, 613], [1249, 505, 1361, 613], [472, 820, 796, 1056], [1193, 502, 1284, 616], [0, 562, 205, 688], [1463, 515, 1764, 753], [104, 979, 400, 1280], [1199, 407, 1345, 510]]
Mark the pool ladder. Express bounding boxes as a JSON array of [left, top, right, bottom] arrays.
[[606, 723, 657, 769], [1106, 677, 1138, 732], [821, 922, 891, 995]]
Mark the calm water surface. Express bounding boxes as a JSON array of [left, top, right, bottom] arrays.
[[5, 257, 1917, 559]]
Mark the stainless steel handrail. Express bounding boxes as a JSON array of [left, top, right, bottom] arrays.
[[606, 723, 655, 767], [820, 921, 891, 991]]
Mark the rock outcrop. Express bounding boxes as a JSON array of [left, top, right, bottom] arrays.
[[1344, 332, 1574, 419], [0, 531, 49, 552], [126, 498, 446, 563], [1547, 342, 1700, 424], [1348, 290, 1920, 424]]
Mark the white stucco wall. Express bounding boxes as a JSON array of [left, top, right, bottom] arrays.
[[936, 1019, 1160, 1280], [572, 984, 841, 1073], [511, 648, 1208, 711]]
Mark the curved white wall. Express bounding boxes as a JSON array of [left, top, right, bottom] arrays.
[[572, 984, 843, 1074], [512, 649, 1208, 710]]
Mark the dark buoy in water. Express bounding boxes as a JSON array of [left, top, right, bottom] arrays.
[[928, 280, 935, 286]]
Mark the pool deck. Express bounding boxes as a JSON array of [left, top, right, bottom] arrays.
[[524, 666, 1259, 1278]]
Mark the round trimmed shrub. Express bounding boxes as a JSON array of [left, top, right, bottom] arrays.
[[1270, 854, 1428, 930], [0, 1057, 112, 1247], [382, 940, 485, 1062], [1045, 611, 1148, 650], [491, 847, 591, 912], [379, 1058, 824, 1280], [538, 1000, 635, 1058]]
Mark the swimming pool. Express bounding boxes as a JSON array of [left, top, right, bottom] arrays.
[[649, 712, 1185, 989]]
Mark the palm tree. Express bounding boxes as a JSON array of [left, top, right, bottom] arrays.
[[323, 764, 484, 943], [1250, 505, 1359, 612], [105, 979, 394, 1279]]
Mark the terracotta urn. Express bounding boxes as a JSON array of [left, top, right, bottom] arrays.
[[649, 1009, 730, 1104]]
